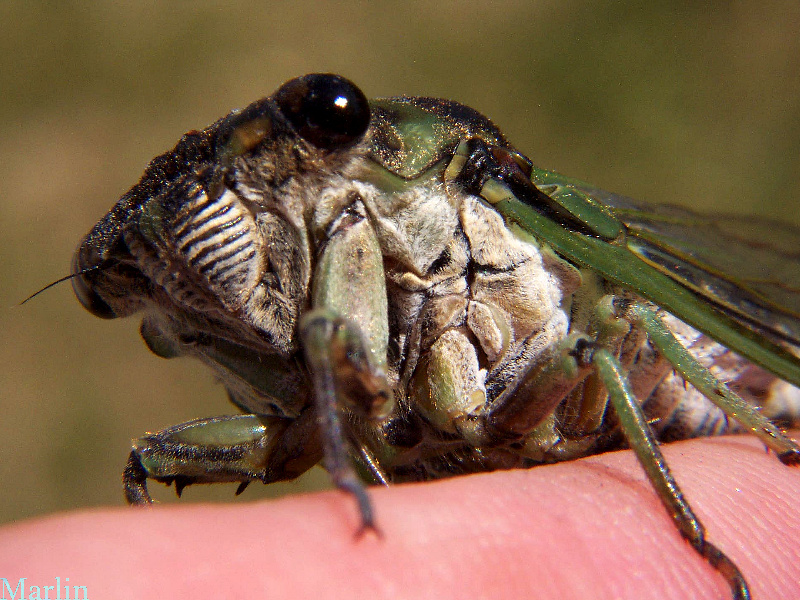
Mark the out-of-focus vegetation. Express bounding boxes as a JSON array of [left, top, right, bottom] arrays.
[[1, 1, 799, 524]]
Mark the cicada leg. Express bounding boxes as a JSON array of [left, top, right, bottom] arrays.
[[123, 411, 323, 504], [300, 310, 392, 534], [622, 300, 800, 463], [469, 295, 627, 446], [596, 299, 800, 599], [300, 194, 393, 534], [591, 347, 750, 600], [451, 292, 773, 598]]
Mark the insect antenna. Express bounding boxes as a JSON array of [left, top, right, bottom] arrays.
[[19, 262, 116, 305]]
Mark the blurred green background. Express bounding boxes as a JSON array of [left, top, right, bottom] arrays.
[[2, 1, 799, 525]]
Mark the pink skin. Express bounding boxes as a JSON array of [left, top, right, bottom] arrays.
[[1, 433, 799, 600]]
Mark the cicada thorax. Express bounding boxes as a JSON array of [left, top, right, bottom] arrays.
[[326, 171, 587, 478]]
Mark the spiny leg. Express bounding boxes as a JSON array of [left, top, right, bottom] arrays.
[[592, 348, 750, 600], [622, 300, 800, 463], [123, 413, 322, 504]]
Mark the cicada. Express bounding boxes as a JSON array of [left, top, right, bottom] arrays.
[[72, 74, 800, 599]]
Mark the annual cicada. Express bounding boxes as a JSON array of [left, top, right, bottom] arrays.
[[72, 74, 800, 599]]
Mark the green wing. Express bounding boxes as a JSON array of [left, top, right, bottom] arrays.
[[494, 166, 800, 387]]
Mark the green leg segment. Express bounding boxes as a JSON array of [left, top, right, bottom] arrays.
[[300, 309, 393, 535], [593, 348, 750, 600], [626, 302, 800, 464], [123, 413, 322, 504]]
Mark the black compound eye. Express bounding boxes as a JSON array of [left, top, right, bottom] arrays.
[[274, 74, 370, 150]]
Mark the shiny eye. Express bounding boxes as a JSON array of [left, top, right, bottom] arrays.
[[274, 74, 370, 150]]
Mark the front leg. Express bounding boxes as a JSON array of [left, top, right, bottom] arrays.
[[123, 411, 323, 504], [301, 199, 393, 532]]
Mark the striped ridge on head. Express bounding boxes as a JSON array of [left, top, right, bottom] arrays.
[[174, 187, 260, 294]]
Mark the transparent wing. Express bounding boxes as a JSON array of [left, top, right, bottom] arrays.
[[574, 185, 800, 347]]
